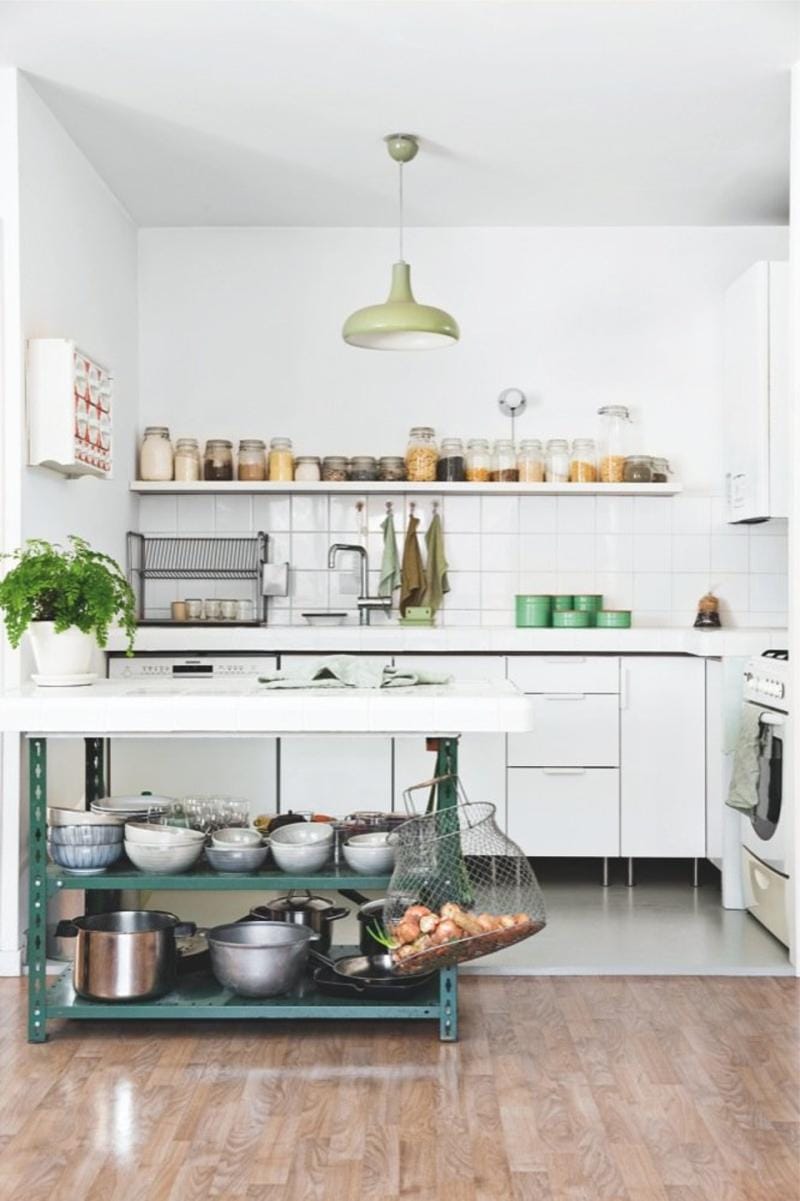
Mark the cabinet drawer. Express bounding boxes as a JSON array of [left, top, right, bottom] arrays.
[[508, 768, 619, 856], [507, 655, 619, 694], [508, 694, 619, 767]]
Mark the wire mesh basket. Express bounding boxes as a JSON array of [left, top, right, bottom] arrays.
[[384, 798, 546, 975]]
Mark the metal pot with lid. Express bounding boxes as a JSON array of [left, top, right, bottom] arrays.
[[249, 890, 348, 954], [56, 910, 196, 1001]]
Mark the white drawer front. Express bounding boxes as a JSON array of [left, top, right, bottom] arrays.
[[508, 768, 620, 856], [507, 655, 619, 694], [508, 693, 619, 767]]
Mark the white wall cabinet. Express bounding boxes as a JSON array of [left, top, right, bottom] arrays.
[[620, 657, 706, 857]]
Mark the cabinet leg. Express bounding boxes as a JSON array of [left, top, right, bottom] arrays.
[[28, 738, 48, 1043], [602, 857, 610, 887], [439, 967, 458, 1041], [626, 857, 636, 888], [84, 737, 106, 803], [692, 858, 700, 888]]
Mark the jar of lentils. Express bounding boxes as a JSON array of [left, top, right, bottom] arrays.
[[465, 438, 491, 482], [322, 456, 349, 482], [405, 427, 438, 482], [491, 439, 519, 482], [349, 456, 378, 481], [517, 439, 544, 483], [437, 438, 466, 482], [378, 456, 406, 481], [203, 439, 234, 481], [237, 439, 267, 481]]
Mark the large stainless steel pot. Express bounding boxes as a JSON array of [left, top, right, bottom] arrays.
[[208, 921, 313, 997], [57, 910, 195, 1001], [249, 890, 348, 954]]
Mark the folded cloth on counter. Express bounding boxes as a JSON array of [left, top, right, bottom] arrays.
[[726, 705, 765, 812], [378, 510, 401, 599], [400, 514, 426, 617], [421, 510, 450, 617], [258, 653, 452, 689]]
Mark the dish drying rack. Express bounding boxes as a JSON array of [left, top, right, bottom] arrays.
[[127, 531, 269, 625]]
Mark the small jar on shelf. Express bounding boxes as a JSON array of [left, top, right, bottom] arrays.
[[465, 438, 491, 482], [437, 438, 466, 482], [322, 455, 349, 482], [570, 439, 597, 482], [174, 438, 201, 482], [294, 455, 321, 481], [140, 426, 173, 481], [349, 455, 378, 481], [517, 439, 544, 483], [651, 457, 670, 483], [203, 439, 234, 481], [545, 438, 570, 483], [378, 456, 406, 481], [597, 405, 631, 483], [491, 439, 518, 482], [406, 426, 438, 482], [237, 438, 267, 481], [268, 437, 294, 481], [623, 455, 653, 483]]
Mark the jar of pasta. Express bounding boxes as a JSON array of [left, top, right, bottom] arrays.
[[517, 439, 544, 483], [406, 427, 438, 482], [203, 439, 233, 481], [465, 438, 491, 482], [268, 437, 294, 481], [491, 439, 518, 482], [597, 405, 630, 483], [237, 439, 267, 481], [570, 439, 597, 482], [545, 438, 570, 483]]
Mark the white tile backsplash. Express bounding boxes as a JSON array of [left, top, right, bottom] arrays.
[[710, 535, 749, 575], [749, 535, 787, 574], [519, 533, 558, 573], [481, 495, 519, 533], [291, 495, 328, 531], [444, 495, 481, 533], [749, 573, 788, 612], [633, 533, 671, 573], [253, 494, 291, 532], [519, 496, 557, 533], [557, 533, 596, 573], [596, 532, 633, 573], [480, 532, 518, 573], [215, 494, 253, 532], [633, 497, 672, 534], [671, 534, 710, 574], [177, 494, 215, 533], [556, 495, 596, 534], [595, 496, 633, 535]]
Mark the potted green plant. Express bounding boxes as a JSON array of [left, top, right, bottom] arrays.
[[0, 536, 136, 683]]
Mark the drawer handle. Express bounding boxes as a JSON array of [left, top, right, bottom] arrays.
[[542, 768, 587, 775], [544, 657, 586, 664], [752, 867, 771, 894], [543, 693, 586, 701]]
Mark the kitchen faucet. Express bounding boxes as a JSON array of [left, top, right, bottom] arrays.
[[327, 543, 392, 625]]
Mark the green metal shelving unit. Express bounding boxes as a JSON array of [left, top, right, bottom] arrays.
[[27, 735, 459, 1044]]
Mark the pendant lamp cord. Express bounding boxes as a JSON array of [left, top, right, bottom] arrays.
[[398, 161, 404, 262]]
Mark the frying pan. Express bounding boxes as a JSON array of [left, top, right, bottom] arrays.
[[308, 946, 434, 991]]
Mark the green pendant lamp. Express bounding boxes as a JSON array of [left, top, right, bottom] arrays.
[[343, 134, 460, 350]]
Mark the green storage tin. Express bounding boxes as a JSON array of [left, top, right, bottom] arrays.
[[572, 594, 603, 626], [595, 609, 632, 629], [552, 609, 591, 629], [515, 594, 552, 628], [552, 595, 574, 612]]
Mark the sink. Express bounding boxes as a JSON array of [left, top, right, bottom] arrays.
[[301, 611, 349, 626]]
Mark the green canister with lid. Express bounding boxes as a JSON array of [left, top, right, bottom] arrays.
[[552, 595, 574, 612], [573, 594, 603, 625], [515, 595, 552, 628], [595, 610, 632, 628], [552, 609, 591, 629]]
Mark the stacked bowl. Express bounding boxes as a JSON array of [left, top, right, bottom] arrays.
[[341, 831, 396, 876], [124, 822, 205, 874], [47, 812, 124, 875], [206, 827, 268, 873], [269, 822, 333, 874]]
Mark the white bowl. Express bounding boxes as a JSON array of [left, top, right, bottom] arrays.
[[348, 832, 393, 848], [269, 839, 332, 874], [206, 845, 269, 873], [48, 806, 123, 827], [125, 821, 206, 847], [342, 838, 396, 876], [211, 827, 263, 849], [124, 839, 203, 875], [268, 822, 333, 847]]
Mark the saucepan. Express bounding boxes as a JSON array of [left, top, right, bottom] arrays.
[[56, 910, 196, 1001]]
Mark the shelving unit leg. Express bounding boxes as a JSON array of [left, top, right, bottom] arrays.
[[439, 967, 458, 1041], [27, 737, 48, 1043]]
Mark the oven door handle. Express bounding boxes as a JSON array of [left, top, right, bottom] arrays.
[[759, 713, 786, 727]]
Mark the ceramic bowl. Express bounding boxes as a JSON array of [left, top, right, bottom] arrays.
[[47, 806, 123, 827], [269, 839, 332, 875], [124, 839, 203, 875], [48, 824, 123, 846], [211, 827, 263, 849], [342, 834, 396, 875], [205, 845, 269, 874], [268, 822, 333, 847], [91, 795, 173, 819], [124, 821, 206, 847], [48, 840, 123, 874]]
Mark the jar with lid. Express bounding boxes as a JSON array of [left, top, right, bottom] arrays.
[[570, 439, 597, 483], [491, 439, 518, 482], [517, 439, 544, 483], [597, 405, 631, 483], [349, 456, 378, 481], [322, 456, 349, 482], [406, 427, 438, 482], [437, 438, 466, 482], [545, 438, 570, 483], [465, 438, 491, 482], [378, 456, 406, 482], [651, 457, 670, 483], [237, 439, 266, 481], [140, 427, 173, 481], [623, 455, 653, 483], [268, 437, 294, 482], [294, 456, 321, 482], [204, 439, 233, 481], [174, 438, 200, 482]]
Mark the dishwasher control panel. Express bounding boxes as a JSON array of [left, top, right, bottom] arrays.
[[107, 654, 278, 679]]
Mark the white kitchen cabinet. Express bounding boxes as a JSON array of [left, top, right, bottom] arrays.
[[723, 261, 788, 522], [508, 768, 619, 856], [508, 694, 619, 767], [620, 657, 706, 857], [507, 655, 619, 694]]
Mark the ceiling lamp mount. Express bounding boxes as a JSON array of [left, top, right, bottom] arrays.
[[342, 133, 460, 351]]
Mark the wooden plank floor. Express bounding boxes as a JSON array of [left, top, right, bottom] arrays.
[[0, 975, 798, 1200]]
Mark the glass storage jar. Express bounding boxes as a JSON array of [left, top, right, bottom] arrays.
[[437, 438, 466, 482], [203, 439, 233, 481], [597, 405, 631, 483], [349, 456, 378, 481], [517, 439, 544, 483], [623, 455, 653, 483], [491, 439, 518, 482], [173, 437, 200, 482], [570, 439, 597, 482], [268, 437, 294, 481], [406, 427, 438, 482], [237, 439, 267, 481], [294, 456, 321, 481], [465, 438, 491, 482], [140, 427, 173, 481], [378, 456, 406, 481], [322, 456, 349, 481], [545, 438, 570, 483], [651, 457, 670, 483]]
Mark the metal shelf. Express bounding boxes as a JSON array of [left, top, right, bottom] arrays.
[[47, 862, 392, 895], [131, 480, 681, 496]]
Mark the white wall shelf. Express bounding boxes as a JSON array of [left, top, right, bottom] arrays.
[[130, 480, 681, 496]]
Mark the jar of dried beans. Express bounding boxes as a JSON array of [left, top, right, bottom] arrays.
[[491, 439, 518, 482]]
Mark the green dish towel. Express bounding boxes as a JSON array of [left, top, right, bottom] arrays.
[[258, 653, 452, 689], [421, 510, 450, 617], [378, 510, 401, 598], [726, 706, 764, 812]]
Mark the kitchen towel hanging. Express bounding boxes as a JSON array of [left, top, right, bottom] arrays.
[[726, 705, 764, 812], [400, 512, 426, 617], [421, 507, 450, 617], [379, 507, 401, 599]]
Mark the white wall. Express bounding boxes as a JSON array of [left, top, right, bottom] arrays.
[[139, 226, 788, 492]]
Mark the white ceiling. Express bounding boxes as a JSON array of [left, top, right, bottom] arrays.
[[0, 1, 796, 227]]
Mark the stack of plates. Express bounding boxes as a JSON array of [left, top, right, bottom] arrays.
[[90, 794, 173, 820]]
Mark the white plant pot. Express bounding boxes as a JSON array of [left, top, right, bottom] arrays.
[[28, 623, 96, 681]]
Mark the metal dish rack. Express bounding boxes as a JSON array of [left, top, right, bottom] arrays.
[[127, 531, 269, 625]]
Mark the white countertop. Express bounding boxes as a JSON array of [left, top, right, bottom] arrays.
[[0, 679, 534, 736], [104, 624, 785, 659]]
